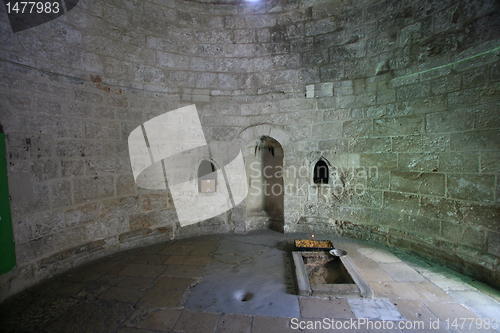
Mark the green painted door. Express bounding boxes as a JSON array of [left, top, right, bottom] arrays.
[[0, 132, 16, 275]]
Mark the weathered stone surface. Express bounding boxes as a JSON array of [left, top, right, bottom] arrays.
[[450, 130, 500, 151], [426, 110, 474, 133], [419, 196, 463, 222], [439, 152, 479, 173], [447, 174, 495, 203], [390, 171, 445, 196], [373, 116, 423, 136], [2, 0, 500, 302], [398, 153, 438, 172], [383, 191, 419, 215]]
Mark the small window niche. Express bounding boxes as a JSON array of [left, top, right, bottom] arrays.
[[313, 160, 329, 184], [198, 160, 217, 193]]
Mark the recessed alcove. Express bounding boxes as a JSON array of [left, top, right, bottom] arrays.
[[245, 136, 285, 233]]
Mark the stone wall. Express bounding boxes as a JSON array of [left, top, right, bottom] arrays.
[[0, 0, 499, 300]]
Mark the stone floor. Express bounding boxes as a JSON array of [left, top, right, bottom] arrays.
[[1, 229, 500, 333]]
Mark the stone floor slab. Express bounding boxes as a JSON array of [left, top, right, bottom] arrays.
[[138, 277, 192, 308], [185, 248, 300, 317], [358, 267, 394, 281], [299, 297, 354, 319], [358, 248, 402, 263], [124, 308, 182, 331], [215, 313, 252, 333], [412, 281, 457, 302], [163, 264, 206, 277], [173, 310, 220, 333], [348, 298, 405, 321], [392, 299, 449, 333], [45, 300, 134, 333], [379, 263, 426, 282], [252, 316, 298, 333], [98, 287, 144, 303]]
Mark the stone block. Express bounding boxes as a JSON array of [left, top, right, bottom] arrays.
[[34, 98, 63, 116], [475, 104, 500, 129], [74, 89, 103, 103], [61, 160, 85, 178], [311, 122, 342, 140], [74, 178, 99, 204], [106, 94, 129, 108], [366, 0, 402, 21], [390, 171, 445, 196], [462, 66, 489, 88], [425, 110, 474, 133], [447, 174, 495, 203], [198, 44, 224, 56], [396, 82, 430, 100], [448, 88, 479, 107], [305, 17, 336, 36], [398, 153, 438, 172], [85, 121, 121, 140], [297, 67, 320, 84], [439, 152, 479, 173], [367, 34, 397, 54], [195, 72, 218, 88], [488, 232, 500, 256], [272, 54, 301, 69], [479, 82, 500, 104], [210, 126, 238, 141], [377, 89, 396, 104], [360, 153, 397, 169], [141, 193, 171, 211], [441, 220, 486, 250], [30, 159, 60, 182], [342, 120, 372, 138], [366, 168, 389, 190], [134, 64, 165, 84], [392, 135, 449, 153], [388, 96, 447, 116], [196, 30, 232, 44], [463, 202, 500, 229], [320, 63, 343, 82], [402, 215, 440, 237], [323, 109, 349, 121], [450, 130, 500, 151], [431, 73, 461, 94], [480, 152, 500, 173], [86, 158, 131, 175], [383, 191, 419, 215], [245, 14, 276, 28], [373, 116, 423, 136], [6, 134, 53, 159], [419, 196, 463, 222], [349, 138, 390, 153], [50, 179, 73, 208], [56, 140, 102, 158], [168, 71, 195, 87], [66, 103, 92, 118], [29, 115, 85, 139], [370, 208, 403, 229]]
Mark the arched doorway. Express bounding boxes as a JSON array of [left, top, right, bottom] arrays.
[[244, 136, 284, 233]]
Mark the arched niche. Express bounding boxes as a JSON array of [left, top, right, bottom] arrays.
[[313, 159, 329, 184], [197, 159, 217, 193], [244, 136, 284, 233]]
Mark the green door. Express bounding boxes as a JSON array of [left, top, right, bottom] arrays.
[[0, 131, 16, 275]]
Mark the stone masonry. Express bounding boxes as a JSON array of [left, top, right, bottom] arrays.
[[0, 0, 499, 301]]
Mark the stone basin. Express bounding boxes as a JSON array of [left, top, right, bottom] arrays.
[[292, 250, 372, 298]]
